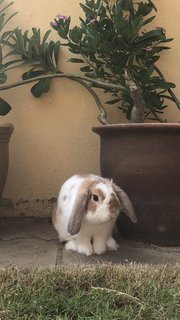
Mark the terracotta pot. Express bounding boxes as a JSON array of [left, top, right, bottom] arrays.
[[0, 123, 14, 197], [92, 123, 180, 246]]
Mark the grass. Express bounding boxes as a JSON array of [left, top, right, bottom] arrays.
[[0, 264, 179, 320]]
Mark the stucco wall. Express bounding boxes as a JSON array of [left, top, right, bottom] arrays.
[[0, 0, 180, 215]]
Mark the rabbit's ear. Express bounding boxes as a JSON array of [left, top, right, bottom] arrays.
[[113, 184, 137, 223], [67, 181, 93, 235]]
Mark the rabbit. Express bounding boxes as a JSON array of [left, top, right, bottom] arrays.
[[52, 174, 137, 256]]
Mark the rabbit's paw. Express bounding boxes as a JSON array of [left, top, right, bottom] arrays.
[[93, 238, 107, 255], [76, 242, 93, 256], [107, 236, 119, 251], [65, 239, 77, 251], [66, 239, 93, 256]]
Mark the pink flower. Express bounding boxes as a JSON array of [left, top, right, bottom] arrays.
[[90, 18, 97, 24], [51, 21, 57, 27], [87, 18, 98, 26], [143, 46, 153, 52], [57, 15, 69, 21]]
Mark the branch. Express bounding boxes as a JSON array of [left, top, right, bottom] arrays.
[[70, 78, 110, 125], [0, 72, 127, 92], [0, 72, 111, 124]]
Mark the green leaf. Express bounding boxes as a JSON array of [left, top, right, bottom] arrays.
[[68, 58, 84, 63], [106, 98, 121, 105], [143, 15, 155, 26], [131, 15, 144, 37], [69, 26, 82, 43], [121, 0, 134, 13], [0, 71, 7, 83], [22, 70, 44, 80], [138, 29, 166, 44], [79, 3, 94, 17], [64, 17, 71, 35], [141, 65, 154, 83], [3, 59, 22, 68], [57, 27, 68, 39], [42, 30, 51, 44], [137, 3, 155, 16], [31, 78, 51, 97], [0, 12, 4, 31], [41, 42, 52, 68], [0, 97, 11, 116], [151, 56, 160, 63], [112, 54, 129, 73], [143, 92, 162, 109], [0, 45, 2, 64], [149, 78, 176, 89], [3, 11, 17, 29], [80, 65, 93, 72], [159, 38, 173, 43], [0, 63, 6, 83], [53, 41, 60, 67]]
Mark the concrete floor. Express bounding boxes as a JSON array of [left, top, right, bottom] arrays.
[[0, 217, 180, 268]]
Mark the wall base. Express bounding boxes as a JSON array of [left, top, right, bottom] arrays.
[[0, 197, 57, 217]]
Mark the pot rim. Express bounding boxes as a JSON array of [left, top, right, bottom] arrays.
[[0, 123, 14, 135], [92, 122, 180, 133]]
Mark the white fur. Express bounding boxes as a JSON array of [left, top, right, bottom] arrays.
[[53, 174, 120, 256]]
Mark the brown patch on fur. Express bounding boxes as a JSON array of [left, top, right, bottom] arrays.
[[94, 188, 106, 201], [77, 174, 111, 185], [87, 187, 106, 213], [87, 201, 97, 213], [79, 179, 98, 193], [109, 193, 121, 217], [63, 195, 67, 201], [77, 174, 90, 179]]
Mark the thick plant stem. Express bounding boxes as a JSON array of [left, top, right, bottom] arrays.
[[125, 70, 145, 123], [130, 95, 145, 123]]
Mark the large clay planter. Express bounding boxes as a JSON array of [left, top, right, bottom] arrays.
[[92, 123, 180, 246], [0, 123, 14, 197]]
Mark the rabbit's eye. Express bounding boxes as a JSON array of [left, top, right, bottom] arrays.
[[92, 194, 99, 202]]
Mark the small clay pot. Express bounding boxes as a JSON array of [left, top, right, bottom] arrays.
[[0, 123, 14, 197]]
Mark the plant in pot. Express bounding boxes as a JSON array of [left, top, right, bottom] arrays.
[[49, 0, 180, 245], [0, 0, 180, 245]]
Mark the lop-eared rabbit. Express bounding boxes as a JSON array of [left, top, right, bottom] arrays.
[[53, 174, 137, 256]]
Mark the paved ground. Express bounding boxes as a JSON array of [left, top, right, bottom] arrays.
[[0, 217, 180, 268]]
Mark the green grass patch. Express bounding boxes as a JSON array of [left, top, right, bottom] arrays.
[[0, 264, 179, 319]]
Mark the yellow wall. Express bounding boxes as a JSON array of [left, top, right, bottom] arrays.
[[1, 0, 180, 205]]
